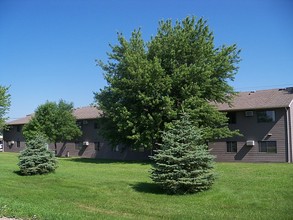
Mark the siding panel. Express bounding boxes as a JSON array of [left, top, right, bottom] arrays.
[[209, 108, 287, 162], [3, 119, 149, 161]]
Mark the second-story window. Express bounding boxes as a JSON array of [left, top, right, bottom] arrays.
[[227, 112, 236, 124], [94, 122, 100, 129], [257, 110, 275, 123], [76, 121, 83, 130]]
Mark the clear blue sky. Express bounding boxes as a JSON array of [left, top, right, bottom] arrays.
[[1, 0, 292, 120]]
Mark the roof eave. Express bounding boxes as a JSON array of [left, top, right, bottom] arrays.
[[219, 105, 290, 112]]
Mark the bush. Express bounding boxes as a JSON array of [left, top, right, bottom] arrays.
[[18, 135, 58, 175], [150, 113, 215, 194]]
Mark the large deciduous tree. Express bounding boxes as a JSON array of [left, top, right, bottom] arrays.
[[23, 100, 82, 154], [0, 85, 11, 130], [94, 16, 240, 149]]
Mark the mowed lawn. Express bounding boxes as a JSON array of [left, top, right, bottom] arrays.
[[0, 153, 292, 220]]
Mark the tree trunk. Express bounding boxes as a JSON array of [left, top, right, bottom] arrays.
[[54, 142, 57, 156]]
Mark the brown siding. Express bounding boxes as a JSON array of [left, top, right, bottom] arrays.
[[52, 141, 150, 161], [3, 125, 26, 152], [5, 107, 291, 162], [209, 108, 288, 162], [3, 119, 149, 161]]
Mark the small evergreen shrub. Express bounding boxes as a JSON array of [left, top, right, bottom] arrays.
[[150, 114, 216, 194], [18, 134, 58, 175]]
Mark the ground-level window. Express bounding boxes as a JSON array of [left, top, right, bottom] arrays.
[[257, 110, 275, 123], [259, 141, 277, 153], [227, 141, 237, 152], [94, 142, 100, 151], [112, 145, 119, 152], [75, 142, 82, 150]]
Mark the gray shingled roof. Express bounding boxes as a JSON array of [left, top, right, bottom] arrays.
[[6, 88, 293, 125], [7, 115, 33, 125], [7, 106, 102, 125], [73, 106, 103, 119], [216, 88, 293, 111]]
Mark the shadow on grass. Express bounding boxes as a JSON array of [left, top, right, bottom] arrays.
[[13, 170, 57, 176], [66, 157, 151, 165], [130, 182, 165, 195], [13, 170, 23, 176]]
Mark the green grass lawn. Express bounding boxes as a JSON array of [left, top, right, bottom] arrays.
[[0, 152, 292, 220]]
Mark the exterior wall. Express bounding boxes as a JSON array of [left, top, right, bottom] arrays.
[[52, 142, 150, 161], [209, 108, 288, 162], [3, 125, 26, 152], [4, 107, 291, 163], [3, 119, 150, 161]]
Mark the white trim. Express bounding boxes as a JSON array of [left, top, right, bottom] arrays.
[[289, 99, 293, 108], [286, 99, 293, 163], [286, 107, 293, 163], [287, 99, 293, 163], [288, 108, 293, 163]]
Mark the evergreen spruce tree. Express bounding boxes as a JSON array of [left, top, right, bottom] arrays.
[[150, 113, 215, 194], [18, 135, 58, 175]]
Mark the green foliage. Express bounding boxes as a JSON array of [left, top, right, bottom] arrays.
[[150, 113, 215, 194], [0, 85, 11, 130], [18, 134, 58, 175], [23, 100, 82, 145], [95, 16, 240, 149]]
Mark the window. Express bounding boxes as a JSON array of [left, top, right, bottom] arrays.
[[76, 121, 83, 129], [227, 141, 237, 152], [257, 111, 275, 123], [112, 145, 119, 152], [94, 142, 100, 151], [245, 111, 254, 117], [75, 142, 82, 150], [17, 141, 20, 148], [138, 146, 145, 152], [94, 122, 100, 129], [259, 141, 277, 153], [227, 112, 236, 124], [16, 125, 21, 132]]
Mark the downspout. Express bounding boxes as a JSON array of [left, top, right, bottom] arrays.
[[286, 105, 293, 163]]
